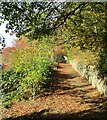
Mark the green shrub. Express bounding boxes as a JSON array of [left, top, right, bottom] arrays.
[[1, 41, 54, 107]]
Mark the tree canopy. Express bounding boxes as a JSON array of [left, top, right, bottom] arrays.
[[0, 2, 106, 50]]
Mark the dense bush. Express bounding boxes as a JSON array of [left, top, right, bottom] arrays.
[[1, 40, 54, 107]]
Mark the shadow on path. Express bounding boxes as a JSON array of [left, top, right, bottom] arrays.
[[2, 109, 107, 120]]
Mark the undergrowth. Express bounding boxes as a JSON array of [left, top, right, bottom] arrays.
[[1, 38, 55, 108], [64, 45, 107, 77]]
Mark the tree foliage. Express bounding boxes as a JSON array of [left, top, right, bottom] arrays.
[[0, 2, 62, 39], [0, 2, 91, 39], [0, 2, 107, 74]]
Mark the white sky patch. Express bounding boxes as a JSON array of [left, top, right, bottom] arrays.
[[0, 21, 18, 48]]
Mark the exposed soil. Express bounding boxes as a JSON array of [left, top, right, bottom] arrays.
[[1, 63, 107, 120]]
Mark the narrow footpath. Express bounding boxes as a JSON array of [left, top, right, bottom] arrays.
[[1, 63, 107, 120]]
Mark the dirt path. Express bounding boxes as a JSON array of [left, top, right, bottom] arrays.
[[1, 63, 107, 120]]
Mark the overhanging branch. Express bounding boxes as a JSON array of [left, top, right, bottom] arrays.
[[51, 3, 88, 32]]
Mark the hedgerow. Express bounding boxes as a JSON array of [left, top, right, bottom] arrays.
[[1, 39, 54, 107]]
